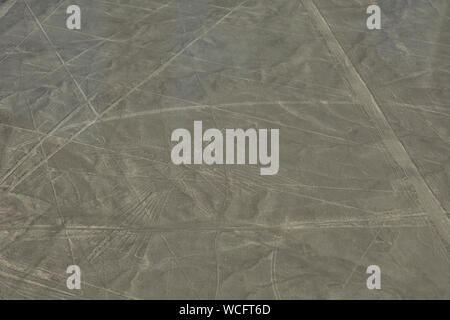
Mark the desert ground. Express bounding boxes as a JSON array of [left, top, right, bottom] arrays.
[[0, 0, 449, 299]]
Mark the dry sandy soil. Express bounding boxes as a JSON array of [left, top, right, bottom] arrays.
[[0, 0, 449, 299]]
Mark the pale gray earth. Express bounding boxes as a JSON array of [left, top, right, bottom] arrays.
[[0, 0, 449, 299]]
